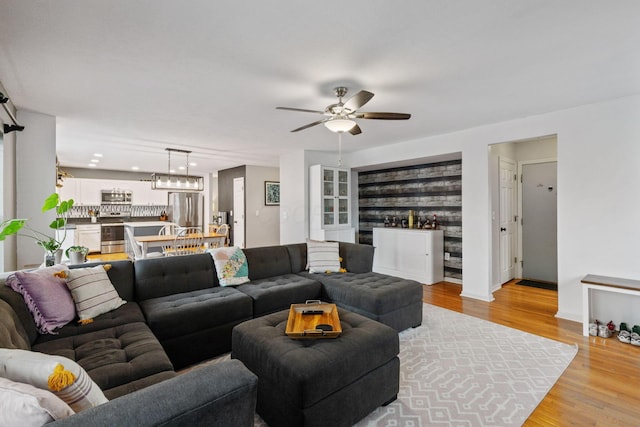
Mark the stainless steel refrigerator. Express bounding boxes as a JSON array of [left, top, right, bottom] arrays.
[[167, 192, 204, 229]]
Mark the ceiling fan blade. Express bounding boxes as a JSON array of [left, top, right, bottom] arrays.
[[290, 118, 330, 132], [349, 124, 362, 135], [343, 90, 374, 112], [276, 107, 325, 114], [354, 112, 411, 120]]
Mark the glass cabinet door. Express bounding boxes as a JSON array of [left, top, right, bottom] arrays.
[[319, 166, 350, 228]]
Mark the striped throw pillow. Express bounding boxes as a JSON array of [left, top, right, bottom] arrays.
[[0, 348, 108, 413], [306, 239, 340, 273], [64, 265, 126, 322]]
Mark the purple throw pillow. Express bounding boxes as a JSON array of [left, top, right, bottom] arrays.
[[6, 265, 76, 334]]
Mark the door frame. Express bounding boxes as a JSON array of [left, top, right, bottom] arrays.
[[233, 177, 245, 248], [516, 157, 557, 279], [498, 156, 517, 285]]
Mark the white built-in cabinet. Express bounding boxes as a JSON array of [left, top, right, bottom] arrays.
[[309, 164, 355, 243], [372, 228, 444, 285]]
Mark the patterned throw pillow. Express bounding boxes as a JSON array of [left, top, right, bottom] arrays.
[[306, 239, 341, 273], [0, 348, 108, 413], [5, 265, 76, 334], [64, 264, 126, 322], [207, 247, 250, 286], [0, 377, 75, 426]]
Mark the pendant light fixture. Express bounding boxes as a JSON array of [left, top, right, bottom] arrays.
[[151, 148, 204, 191]]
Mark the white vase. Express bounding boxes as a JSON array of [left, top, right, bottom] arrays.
[[69, 251, 86, 264], [54, 249, 63, 265]]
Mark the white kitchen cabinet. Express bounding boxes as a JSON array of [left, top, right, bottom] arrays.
[[75, 224, 101, 253], [79, 179, 103, 205], [309, 164, 354, 242], [57, 178, 81, 202], [372, 228, 444, 285]]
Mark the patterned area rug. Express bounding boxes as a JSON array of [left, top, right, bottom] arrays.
[[197, 304, 578, 426]]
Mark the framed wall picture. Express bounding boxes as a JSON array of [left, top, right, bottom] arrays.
[[265, 181, 280, 206]]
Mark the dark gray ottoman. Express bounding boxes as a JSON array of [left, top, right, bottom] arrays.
[[232, 308, 399, 427]]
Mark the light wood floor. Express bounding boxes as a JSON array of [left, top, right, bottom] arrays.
[[424, 281, 640, 426]]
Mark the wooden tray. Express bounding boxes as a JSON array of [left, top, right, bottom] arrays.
[[285, 301, 342, 339]]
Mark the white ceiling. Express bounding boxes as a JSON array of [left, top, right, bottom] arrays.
[[1, 1, 639, 176]]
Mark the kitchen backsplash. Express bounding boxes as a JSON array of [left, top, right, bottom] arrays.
[[67, 205, 168, 218], [358, 159, 462, 281]]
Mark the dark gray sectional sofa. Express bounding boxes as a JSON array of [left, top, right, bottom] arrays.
[[0, 242, 423, 425]]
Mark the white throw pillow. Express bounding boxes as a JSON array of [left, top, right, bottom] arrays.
[[0, 377, 75, 426], [207, 247, 250, 286], [0, 348, 108, 413], [64, 264, 126, 321], [306, 239, 340, 273]]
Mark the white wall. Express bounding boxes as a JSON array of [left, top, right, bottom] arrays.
[[279, 149, 343, 244], [245, 165, 279, 248], [16, 110, 57, 269], [324, 94, 640, 321]]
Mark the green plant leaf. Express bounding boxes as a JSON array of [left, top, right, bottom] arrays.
[[0, 219, 27, 240], [42, 193, 60, 213], [49, 218, 66, 230]]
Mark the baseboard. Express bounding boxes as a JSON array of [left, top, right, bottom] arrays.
[[460, 291, 495, 302], [555, 311, 582, 323], [444, 276, 462, 284]]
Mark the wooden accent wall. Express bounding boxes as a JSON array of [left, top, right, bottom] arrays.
[[358, 159, 462, 280]]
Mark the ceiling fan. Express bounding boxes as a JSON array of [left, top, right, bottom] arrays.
[[276, 87, 411, 135]]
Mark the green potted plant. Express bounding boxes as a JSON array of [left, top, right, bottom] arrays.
[[65, 245, 89, 264], [0, 193, 74, 266]]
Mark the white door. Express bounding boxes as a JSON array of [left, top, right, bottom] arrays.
[[499, 158, 516, 284], [233, 177, 245, 248], [521, 162, 558, 283]]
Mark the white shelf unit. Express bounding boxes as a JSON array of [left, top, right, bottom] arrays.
[[372, 227, 444, 285], [309, 164, 354, 243]]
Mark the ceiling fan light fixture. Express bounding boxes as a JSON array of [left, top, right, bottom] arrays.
[[324, 118, 356, 133]]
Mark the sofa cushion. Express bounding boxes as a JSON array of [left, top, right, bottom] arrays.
[[139, 287, 252, 341], [339, 242, 374, 274], [64, 265, 126, 322], [31, 322, 174, 400], [285, 243, 307, 273], [236, 274, 322, 317], [34, 303, 146, 345], [243, 245, 292, 280], [7, 265, 76, 334], [0, 285, 39, 346], [0, 377, 75, 425], [140, 287, 253, 369], [0, 299, 31, 350], [0, 348, 108, 412], [134, 253, 218, 301]]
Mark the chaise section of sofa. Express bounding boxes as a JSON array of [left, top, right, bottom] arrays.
[[134, 253, 253, 369], [0, 260, 176, 400], [288, 242, 424, 331]]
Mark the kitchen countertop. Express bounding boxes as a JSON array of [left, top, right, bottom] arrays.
[[123, 221, 176, 227]]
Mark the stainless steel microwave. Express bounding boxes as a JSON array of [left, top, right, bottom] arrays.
[[101, 189, 132, 204]]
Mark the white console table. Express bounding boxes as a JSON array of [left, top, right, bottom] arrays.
[[372, 227, 444, 285], [581, 274, 640, 337]]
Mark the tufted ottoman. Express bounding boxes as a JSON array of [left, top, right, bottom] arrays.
[[232, 308, 399, 427], [301, 271, 423, 331]]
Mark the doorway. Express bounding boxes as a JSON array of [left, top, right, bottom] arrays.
[[233, 177, 245, 248], [520, 161, 558, 283]]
